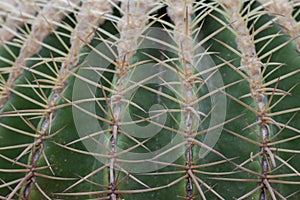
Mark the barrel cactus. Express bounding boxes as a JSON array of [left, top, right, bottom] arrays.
[[0, 0, 300, 199]]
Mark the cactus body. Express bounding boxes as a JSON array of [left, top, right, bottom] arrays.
[[0, 0, 300, 199]]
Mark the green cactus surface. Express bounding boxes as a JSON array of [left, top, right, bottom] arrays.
[[0, 0, 300, 199]]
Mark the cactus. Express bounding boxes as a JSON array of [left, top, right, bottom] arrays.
[[0, 0, 300, 199]]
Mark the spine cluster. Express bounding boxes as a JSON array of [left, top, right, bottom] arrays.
[[11, 1, 114, 199], [168, 1, 200, 199], [222, 0, 275, 199], [0, 0, 80, 109], [259, 0, 300, 52], [0, 1, 17, 25], [0, 0, 36, 44], [58, 0, 114, 90], [109, 1, 156, 199]]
